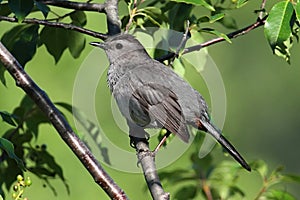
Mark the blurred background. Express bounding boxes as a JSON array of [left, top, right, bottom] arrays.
[[1, 0, 300, 199]]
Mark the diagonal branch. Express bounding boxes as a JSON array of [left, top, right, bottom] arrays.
[[39, 0, 106, 12], [182, 16, 267, 54], [0, 42, 128, 200], [0, 15, 108, 40], [157, 16, 267, 62]]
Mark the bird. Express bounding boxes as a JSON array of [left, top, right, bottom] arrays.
[[90, 33, 251, 171]]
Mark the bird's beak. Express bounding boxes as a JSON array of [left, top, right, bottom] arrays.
[[89, 42, 106, 49]]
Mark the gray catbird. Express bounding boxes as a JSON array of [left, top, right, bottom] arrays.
[[90, 34, 251, 171]]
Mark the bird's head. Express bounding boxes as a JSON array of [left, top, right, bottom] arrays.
[[90, 34, 148, 64]]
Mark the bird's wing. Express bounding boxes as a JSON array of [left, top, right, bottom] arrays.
[[129, 82, 190, 143]]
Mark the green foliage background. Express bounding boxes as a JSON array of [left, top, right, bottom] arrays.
[[1, 0, 300, 199]]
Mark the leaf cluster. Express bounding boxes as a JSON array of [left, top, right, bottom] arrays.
[[0, 96, 68, 199], [159, 134, 300, 199], [0, 0, 87, 85], [264, 1, 300, 64]]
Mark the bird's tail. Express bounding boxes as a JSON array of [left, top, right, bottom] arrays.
[[198, 118, 251, 171]]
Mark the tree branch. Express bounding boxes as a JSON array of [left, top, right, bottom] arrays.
[[132, 137, 170, 200], [128, 123, 169, 200], [40, 0, 121, 35], [0, 42, 128, 200], [39, 0, 106, 12], [0, 15, 108, 40], [104, 0, 121, 35], [182, 16, 267, 54], [157, 16, 267, 62]]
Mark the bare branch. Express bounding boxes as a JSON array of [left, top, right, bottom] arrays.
[[0, 42, 128, 200], [132, 137, 170, 200], [128, 123, 169, 200], [0, 16, 108, 40], [182, 16, 267, 54], [39, 0, 106, 12], [175, 20, 190, 57]]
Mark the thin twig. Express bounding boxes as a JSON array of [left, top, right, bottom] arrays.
[[0, 42, 128, 200], [0, 16, 108, 40], [168, 20, 191, 64], [39, 0, 106, 12], [125, 0, 140, 33], [156, 21, 191, 63], [200, 174, 213, 200], [175, 20, 191, 57], [182, 16, 267, 54], [46, 10, 77, 22], [258, 0, 267, 20]]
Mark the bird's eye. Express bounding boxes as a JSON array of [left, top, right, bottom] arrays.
[[116, 43, 123, 49]]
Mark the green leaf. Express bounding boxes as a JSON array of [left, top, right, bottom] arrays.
[[0, 64, 6, 86], [40, 26, 69, 63], [182, 30, 207, 72], [265, 189, 296, 200], [228, 185, 245, 197], [168, 3, 193, 31], [251, 160, 268, 177], [159, 169, 191, 183], [200, 28, 231, 43], [265, 1, 293, 46], [27, 147, 70, 194], [140, 7, 168, 27], [173, 58, 185, 77], [0, 3, 12, 16], [190, 151, 213, 173], [55, 102, 73, 113], [11, 95, 49, 137], [210, 13, 225, 23], [174, 185, 197, 199], [0, 138, 25, 170], [293, 1, 300, 23], [219, 14, 237, 29], [197, 13, 225, 24], [171, 0, 214, 11], [208, 161, 246, 199], [70, 11, 87, 27], [8, 0, 34, 22], [236, 0, 248, 8], [282, 174, 300, 184], [34, 1, 49, 18], [0, 111, 16, 126], [68, 31, 86, 58], [197, 16, 210, 23], [264, 1, 294, 63], [25, 109, 49, 138], [1, 24, 39, 67]]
